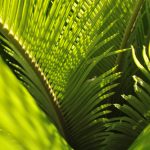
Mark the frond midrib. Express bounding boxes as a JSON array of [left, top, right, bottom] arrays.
[[116, 0, 145, 71], [0, 22, 66, 139]]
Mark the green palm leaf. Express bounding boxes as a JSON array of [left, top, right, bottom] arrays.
[[0, 0, 150, 149], [0, 58, 71, 150], [103, 44, 150, 149]]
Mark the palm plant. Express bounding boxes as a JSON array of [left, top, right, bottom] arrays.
[[0, 0, 150, 149]]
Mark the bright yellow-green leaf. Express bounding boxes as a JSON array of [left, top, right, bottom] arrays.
[[129, 124, 150, 150], [0, 58, 71, 150]]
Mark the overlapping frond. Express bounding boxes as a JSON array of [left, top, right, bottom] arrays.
[[0, 0, 140, 95], [115, 0, 148, 95], [61, 50, 121, 149], [0, 34, 65, 136], [0, 0, 149, 149], [102, 44, 150, 150], [0, 58, 71, 150]]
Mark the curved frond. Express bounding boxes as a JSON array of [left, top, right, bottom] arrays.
[[103, 44, 150, 150], [0, 0, 134, 141], [0, 58, 71, 150], [0, 0, 150, 149], [62, 55, 121, 149], [115, 0, 150, 95]]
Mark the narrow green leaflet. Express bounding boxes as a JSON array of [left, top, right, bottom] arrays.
[[0, 58, 71, 150]]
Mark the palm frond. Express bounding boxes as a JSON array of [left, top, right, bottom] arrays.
[[0, 0, 129, 139], [0, 58, 71, 150], [115, 0, 149, 96], [0, 0, 141, 95], [61, 52, 121, 149], [0, 33, 65, 136], [0, 0, 150, 149], [103, 44, 150, 150]]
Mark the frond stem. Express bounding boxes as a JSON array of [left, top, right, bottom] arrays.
[[116, 0, 145, 71], [0, 23, 67, 138]]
